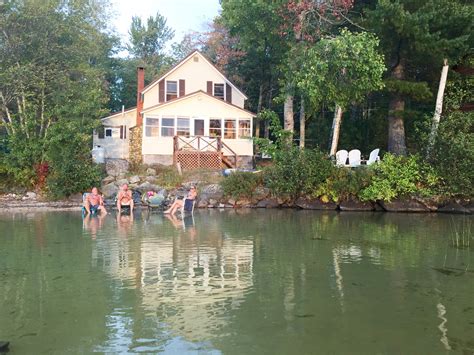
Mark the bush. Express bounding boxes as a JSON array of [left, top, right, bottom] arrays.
[[359, 154, 439, 201], [263, 147, 334, 198], [431, 111, 473, 197], [45, 120, 104, 199], [316, 167, 374, 202], [221, 171, 261, 199], [154, 166, 183, 189]]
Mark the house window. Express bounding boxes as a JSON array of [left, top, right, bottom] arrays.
[[224, 119, 236, 139], [239, 119, 251, 138], [209, 118, 222, 137], [166, 81, 178, 101], [145, 117, 160, 137], [213, 83, 225, 100], [177, 117, 190, 137], [105, 128, 113, 137], [161, 117, 175, 137]]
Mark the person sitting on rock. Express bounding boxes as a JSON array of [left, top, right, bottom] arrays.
[[83, 187, 107, 215], [164, 186, 197, 215], [117, 183, 134, 214]]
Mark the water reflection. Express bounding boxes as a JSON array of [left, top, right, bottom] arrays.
[[0, 210, 472, 354]]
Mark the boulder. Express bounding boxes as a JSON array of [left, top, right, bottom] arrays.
[[379, 199, 431, 212], [145, 176, 157, 183], [105, 159, 129, 177], [295, 197, 337, 210], [236, 198, 252, 207], [68, 192, 84, 202], [256, 198, 280, 208], [102, 183, 119, 198], [339, 198, 374, 211], [254, 186, 270, 201], [199, 184, 224, 200], [115, 178, 129, 187], [101, 176, 115, 185], [146, 167, 156, 176], [209, 198, 218, 205], [25, 191, 37, 199], [227, 198, 236, 206], [198, 200, 208, 208], [129, 175, 141, 184], [438, 201, 471, 214]]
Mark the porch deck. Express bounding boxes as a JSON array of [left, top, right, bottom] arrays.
[[173, 136, 237, 170]]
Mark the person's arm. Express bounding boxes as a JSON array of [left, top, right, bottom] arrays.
[[117, 191, 122, 202]]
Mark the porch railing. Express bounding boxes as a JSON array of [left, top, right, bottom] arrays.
[[173, 136, 238, 170]]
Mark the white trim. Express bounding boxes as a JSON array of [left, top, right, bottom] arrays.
[[141, 51, 248, 99], [213, 82, 225, 101], [141, 91, 255, 117], [100, 107, 136, 121]]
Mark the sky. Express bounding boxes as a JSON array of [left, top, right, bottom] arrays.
[[110, 0, 222, 51]]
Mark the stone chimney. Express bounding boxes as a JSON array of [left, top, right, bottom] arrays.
[[136, 66, 145, 126]]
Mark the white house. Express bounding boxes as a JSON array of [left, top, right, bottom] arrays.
[[93, 51, 255, 169]]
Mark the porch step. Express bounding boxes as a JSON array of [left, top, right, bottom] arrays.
[[221, 155, 235, 169]]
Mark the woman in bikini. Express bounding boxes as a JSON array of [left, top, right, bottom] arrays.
[[164, 186, 197, 215]]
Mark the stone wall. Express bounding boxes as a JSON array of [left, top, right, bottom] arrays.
[[129, 126, 143, 166]]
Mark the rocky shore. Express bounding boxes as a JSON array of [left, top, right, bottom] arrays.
[[1, 171, 472, 214]]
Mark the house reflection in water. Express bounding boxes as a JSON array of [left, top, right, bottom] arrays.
[[91, 214, 254, 343]]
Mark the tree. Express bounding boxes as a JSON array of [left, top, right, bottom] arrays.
[[296, 29, 386, 155], [363, 0, 473, 155], [0, 0, 113, 186]]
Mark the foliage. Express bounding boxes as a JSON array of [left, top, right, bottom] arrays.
[[360, 154, 439, 201], [45, 120, 103, 199], [264, 147, 335, 198], [253, 109, 292, 157], [297, 29, 386, 110], [315, 168, 374, 203], [221, 172, 261, 199], [430, 111, 474, 197], [154, 166, 183, 190]]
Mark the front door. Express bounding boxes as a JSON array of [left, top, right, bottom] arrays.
[[194, 119, 205, 136]]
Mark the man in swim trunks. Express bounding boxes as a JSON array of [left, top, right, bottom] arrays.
[[84, 187, 107, 215], [117, 183, 134, 214]]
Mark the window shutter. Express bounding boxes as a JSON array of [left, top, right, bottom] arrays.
[[207, 81, 213, 95], [158, 79, 165, 103], [225, 83, 232, 104], [124, 125, 127, 139], [98, 126, 104, 139], [120, 125, 124, 139], [179, 79, 185, 97]]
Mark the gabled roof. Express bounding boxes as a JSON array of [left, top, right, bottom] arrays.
[[141, 50, 248, 100], [101, 106, 136, 121], [141, 90, 255, 116]]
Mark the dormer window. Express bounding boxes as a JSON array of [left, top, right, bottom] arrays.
[[213, 83, 225, 100], [166, 81, 178, 101]]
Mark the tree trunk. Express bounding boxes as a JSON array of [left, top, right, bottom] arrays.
[[329, 105, 343, 156], [284, 86, 294, 143], [264, 79, 273, 139], [427, 59, 449, 156], [255, 84, 263, 138], [387, 59, 407, 155], [299, 97, 305, 148]]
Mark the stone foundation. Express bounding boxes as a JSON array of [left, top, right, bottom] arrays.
[[143, 154, 174, 165]]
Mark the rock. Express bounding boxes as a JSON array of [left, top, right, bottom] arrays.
[[295, 197, 337, 210], [68, 192, 84, 202], [102, 176, 115, 185], [145, 176, 157, 183], [136, 182, 164, 194], [254, 186, 270, 200], [146, 167, 156, 176], [209, 198, 218, 205], [218, 203, 225, 208], [200, 184, 224, 200], [105, 159, 129, 177], [236, 198, 252, 207], [129, 175, 141, 184], [463, 202, 474, 213], [339, 198, 374, 211], [228, 198, 236, 206], [438, 201, 471, 214], [379, 199, 431, 212], [256, 198, 280, 208], [198, 200, 208, 208], [115, 178, 129, 187], [25, 191, 37, 199], [102, 183, 119, 198]]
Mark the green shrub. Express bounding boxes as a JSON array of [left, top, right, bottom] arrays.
[[359, 154, 439, 201], [154, 166, 183, 189], [221, 171, 261, 199], [316, 167, 374, 202], [431, 111, 473, 197], [45, 120, 104, 199], [264, 147, 334, 198]]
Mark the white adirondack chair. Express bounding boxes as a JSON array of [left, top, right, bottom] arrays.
[[365, 148, 380, 165], [335, 150, 349, 166], [348, 149, 361, 167]]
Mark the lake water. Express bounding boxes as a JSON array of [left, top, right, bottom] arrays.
[[0, 210, 472, 354]]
